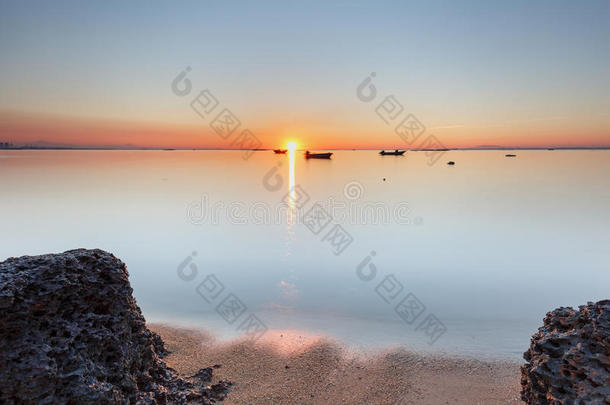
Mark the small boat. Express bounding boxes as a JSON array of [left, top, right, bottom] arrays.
[[305, 151, 332, 159], [273, 149, 287, 154], [447, 161, 455, 165], [505, 154, 517, 157], [379, 150, 406, 156]]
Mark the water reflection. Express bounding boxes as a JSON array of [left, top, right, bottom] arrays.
[[1, 150, 609, 359], [281, 148, 299, 306], [287, 148, 296, 226]]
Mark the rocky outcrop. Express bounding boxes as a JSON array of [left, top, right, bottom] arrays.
[[521, 300, 609, 404], [0, 249, 231, 404]]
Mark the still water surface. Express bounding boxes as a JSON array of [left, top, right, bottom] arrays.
[[1, 150, 608, 359]]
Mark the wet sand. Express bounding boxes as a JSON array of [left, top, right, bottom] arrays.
[[150, 324, 522, 404]]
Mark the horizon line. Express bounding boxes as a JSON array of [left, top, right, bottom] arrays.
[[2, 146, 610, 151]]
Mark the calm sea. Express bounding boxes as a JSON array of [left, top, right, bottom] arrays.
[[1, 149, 608, 360]]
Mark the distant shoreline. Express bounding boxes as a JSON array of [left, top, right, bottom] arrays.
[[1, 147, 609, 151]]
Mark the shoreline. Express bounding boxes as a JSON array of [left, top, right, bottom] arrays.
[[150, 323, 522, 404]]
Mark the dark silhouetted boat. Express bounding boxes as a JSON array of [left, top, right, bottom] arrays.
[[447, 161, 455, 165], [379, 150, 406, 156], [305, 151, 332, 159], [505, 154, 517, 157], [273, 149, 287, 154]]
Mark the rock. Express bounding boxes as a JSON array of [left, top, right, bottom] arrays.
[[0, 249, 231, 404], [520, 300, 610, 404], [191, 368, 213, 383]]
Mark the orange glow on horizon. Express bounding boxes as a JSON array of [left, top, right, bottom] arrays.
[[0, 110, 609, 150]]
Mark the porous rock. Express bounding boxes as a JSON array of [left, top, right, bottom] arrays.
[[521, 300, 609, 404], [0, 249, 231, 404]]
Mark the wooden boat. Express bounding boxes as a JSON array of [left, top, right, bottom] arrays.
[[379, 150, 406, 156], [304, 151, 332, 159], [505, 154, 517, 157], [447, 161, 455, 165], [273, 149, 287, 154]]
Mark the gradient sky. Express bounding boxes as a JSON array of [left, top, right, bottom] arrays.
[[1, 0, 609, 149]]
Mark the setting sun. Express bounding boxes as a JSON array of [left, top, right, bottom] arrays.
[[1, 2, 608, 404]]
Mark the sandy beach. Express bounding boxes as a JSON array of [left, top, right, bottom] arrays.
[[150, 324, 522, 404], [2, 0, 608, 402]]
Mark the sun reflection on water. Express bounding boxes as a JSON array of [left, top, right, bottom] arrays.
[[287, 143, 296, 226]]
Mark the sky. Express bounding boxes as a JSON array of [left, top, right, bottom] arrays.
[[0, 0, 609, 149]]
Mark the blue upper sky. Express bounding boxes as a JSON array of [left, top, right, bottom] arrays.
[[1, 0, 609, 147]]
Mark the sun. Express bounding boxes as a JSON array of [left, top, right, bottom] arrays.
[[286, 141, 297, 151]]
